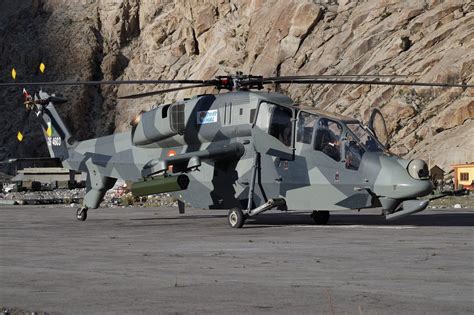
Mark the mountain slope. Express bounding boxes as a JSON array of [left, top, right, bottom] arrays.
[[0, 0, 472, 171]]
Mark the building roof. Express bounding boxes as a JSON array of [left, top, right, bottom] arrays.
[[430, 165, 444, 173], [451, 163, 474, 168]]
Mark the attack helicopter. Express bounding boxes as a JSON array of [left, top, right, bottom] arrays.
[[1, 70, 472, 228]]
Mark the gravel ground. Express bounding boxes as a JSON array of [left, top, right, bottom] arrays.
[[2, 188, 472, 209], [427, 193, 474, 209], [0, 189, 178, 208]]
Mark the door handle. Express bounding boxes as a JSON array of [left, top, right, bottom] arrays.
[[275, 176, 283, 182]]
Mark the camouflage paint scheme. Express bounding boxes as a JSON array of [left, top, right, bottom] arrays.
[[35, 90, 432, 219]]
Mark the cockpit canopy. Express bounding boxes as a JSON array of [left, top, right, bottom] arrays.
[[297, 109, 389, 169], [345, 123, 386, 153], [254, 102, 389, 170]]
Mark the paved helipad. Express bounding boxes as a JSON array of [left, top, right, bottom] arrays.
[[1, 206, 473, 314]]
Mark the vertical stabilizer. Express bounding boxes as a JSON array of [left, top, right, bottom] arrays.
[[36, 91, 76, 161]]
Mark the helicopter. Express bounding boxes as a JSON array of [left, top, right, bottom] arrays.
[[1, 71, 472, 228]]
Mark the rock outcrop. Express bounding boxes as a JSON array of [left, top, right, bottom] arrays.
[[0, 0, 472, 171]]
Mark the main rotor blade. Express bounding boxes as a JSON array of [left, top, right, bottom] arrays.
[[118, 84, 216, 99], [264, 74, 415, 80], [260, 78, 474, 88], [0, 79, 217, 88]]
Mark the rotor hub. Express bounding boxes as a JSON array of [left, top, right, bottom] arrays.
[[215, 73, 264, 91]]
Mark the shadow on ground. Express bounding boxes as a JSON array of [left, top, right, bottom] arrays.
[[246, 211, 474, 227], [126, 209, 474, 227]]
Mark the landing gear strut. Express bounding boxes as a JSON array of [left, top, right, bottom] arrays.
[[311, 210, 330, 225], [228, 198, 287, 228], [76, 207, 88, 221], [230, 153, 288, 229]]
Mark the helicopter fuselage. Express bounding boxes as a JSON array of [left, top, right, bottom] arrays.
[[37, 90, 431, 220]]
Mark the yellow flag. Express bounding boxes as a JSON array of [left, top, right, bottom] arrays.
[[39, 63, 46, 73], [11, 68, 17, 80], [17, 131, 23, 142]]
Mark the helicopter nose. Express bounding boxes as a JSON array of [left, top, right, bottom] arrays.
[[394, 158, 433, 198], [370, 155, 433, 200], [393, 158, 432, 197], [403, 173, 433, 197], [374, 157, 433, 218]]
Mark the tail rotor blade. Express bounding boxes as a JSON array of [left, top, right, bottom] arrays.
[[23, 88, 32, 101], [17, 110, 30, 142]]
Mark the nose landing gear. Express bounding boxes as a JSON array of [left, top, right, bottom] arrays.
[[76, 207, 88, 221]]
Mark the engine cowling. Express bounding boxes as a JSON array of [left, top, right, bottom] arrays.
[[131, 104, 184, 146]]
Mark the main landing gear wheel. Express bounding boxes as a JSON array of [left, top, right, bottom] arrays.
[[228, 207, 246, 228], [76, 207, 88, 221], [311, 210, 330, 225]]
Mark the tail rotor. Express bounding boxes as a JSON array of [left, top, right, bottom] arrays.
[[17, 88, 35, 143], [13, 63, 47, 144]]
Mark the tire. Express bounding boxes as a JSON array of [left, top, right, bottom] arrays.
[[311, 210, 330, 225], [228, 208, 245, 228], [76, 207, 88, 221]]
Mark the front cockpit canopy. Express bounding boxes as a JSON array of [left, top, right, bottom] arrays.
[[253, 101, 390, 170]]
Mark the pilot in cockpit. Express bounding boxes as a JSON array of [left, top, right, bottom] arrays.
[[365, 135, 381, 151], [316, 118, 341, 161]]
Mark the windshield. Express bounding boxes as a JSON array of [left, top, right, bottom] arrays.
[[346, 123, 386, 152]]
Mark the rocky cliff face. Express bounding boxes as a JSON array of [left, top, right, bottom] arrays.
[[0, 0, 473, 171]]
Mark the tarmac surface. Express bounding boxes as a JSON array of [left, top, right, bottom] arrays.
[[1, 205, 473, 314]]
